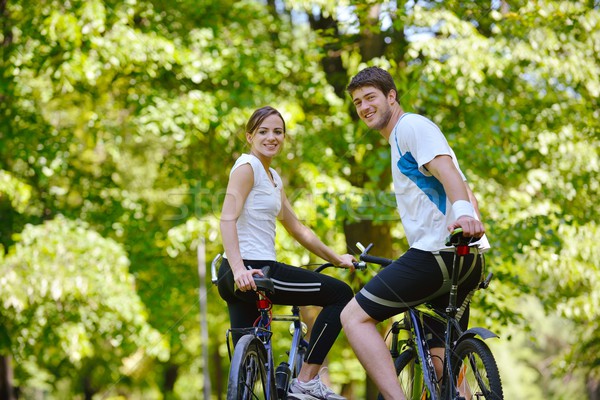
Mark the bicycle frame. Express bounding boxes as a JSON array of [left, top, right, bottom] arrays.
[[224, 283, 309, 399], [443, 244, 471, 399], [407, 307, 442, 397], [256, 292, 277, 399], [391, 291, 499, 400], [359, 231, 499, 400], [282, 306, 309, 377], [214, 257, 361, 399], [391, 304, 480, 400]]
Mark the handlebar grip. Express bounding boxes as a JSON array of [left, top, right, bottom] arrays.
[[354, 261, 367, 271], [210, 253, 222, 285], [360, 254, 393, 267]]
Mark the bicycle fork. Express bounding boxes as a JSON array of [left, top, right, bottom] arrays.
[[442, 243, 469, 400]]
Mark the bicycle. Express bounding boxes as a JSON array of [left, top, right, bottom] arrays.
[[210, 255, 364, 399], [357, 228, 503, 400]]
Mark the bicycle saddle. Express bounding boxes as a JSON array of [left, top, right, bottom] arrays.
[[235, 266, 274, 294], [253, 266, 275, 293], [445, 228, 478, 247]]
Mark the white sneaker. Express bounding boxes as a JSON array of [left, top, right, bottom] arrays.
[[287, 393, 318, 400], [288, 374, 346, 400]]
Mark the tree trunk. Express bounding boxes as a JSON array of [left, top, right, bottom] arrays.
[[212, 345, 223, 400], [83, 375, 95, 400], [358, 3, 386, 62], [588, 374, 600, 400], [0, 355, 15, 400], [344, 220, 394, 260], [163, 364, 179, 399], [307, 13, 346, 98]]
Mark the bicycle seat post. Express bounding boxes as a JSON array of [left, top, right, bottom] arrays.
[[253, 290, 273, 346], [446, 243, 470, 318], [256, 291, 271, 313]]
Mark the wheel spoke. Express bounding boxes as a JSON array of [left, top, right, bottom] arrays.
[[227, 335, 275, 400], [387, 349, 432, 400], [452, 338, 503, 400]]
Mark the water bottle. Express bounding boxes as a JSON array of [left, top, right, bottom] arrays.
[[275, 361, 292, 397]]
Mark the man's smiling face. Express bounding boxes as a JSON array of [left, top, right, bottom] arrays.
[[351, 85, 394, 131]]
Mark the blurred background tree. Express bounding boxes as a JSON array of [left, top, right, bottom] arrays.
[[1, 0, 598, 398]]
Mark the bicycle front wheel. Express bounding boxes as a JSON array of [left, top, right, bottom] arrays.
[[227, 334, 276, 400], [378, 348, 431, 400], [451, 337, 503, 400]]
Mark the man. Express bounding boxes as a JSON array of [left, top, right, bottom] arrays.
[[340, 66, 489, 399]]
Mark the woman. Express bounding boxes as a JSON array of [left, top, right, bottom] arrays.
[[218, 106, 354, 400]]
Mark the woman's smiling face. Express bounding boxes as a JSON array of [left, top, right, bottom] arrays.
[[247, 114, 285, 161]]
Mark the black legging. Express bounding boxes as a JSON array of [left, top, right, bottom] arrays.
[[217, 259, 353, 364]]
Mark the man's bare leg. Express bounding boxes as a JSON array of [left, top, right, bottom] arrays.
[[341, 299, 406, 400]]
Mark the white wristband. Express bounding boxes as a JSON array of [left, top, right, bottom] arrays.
[[452, 200, 475, 219]]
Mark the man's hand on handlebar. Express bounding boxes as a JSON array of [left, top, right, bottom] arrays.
[[447, 215, 484, 239]]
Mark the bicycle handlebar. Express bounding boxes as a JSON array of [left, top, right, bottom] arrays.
[[355, 242, 394, 266], [210, 253, 222, 285], [360, 253, 394, 266], [314, 261, 366, 273], [357, 229, 481, 268], [210, 231, 478, 283], [210, 254, 365, 285]]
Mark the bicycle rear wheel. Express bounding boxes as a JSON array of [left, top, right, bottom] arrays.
[[378, 348, 431, 400], [451, 337, 503, 400], [227, 334, 276, 400]]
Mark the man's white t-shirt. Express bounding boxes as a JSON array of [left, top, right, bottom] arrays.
[[389, 113, 490, 251], [225, 153, 282, 261]]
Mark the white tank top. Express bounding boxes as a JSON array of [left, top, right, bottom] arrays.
[[226, 154, 282, 261]]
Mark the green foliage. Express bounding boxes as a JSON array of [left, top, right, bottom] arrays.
[[0, 217, 167, 394], [0, 171, 32, 214], [1, 0, 599, 398]]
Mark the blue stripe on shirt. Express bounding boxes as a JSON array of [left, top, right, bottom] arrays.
[[396, 151, 447, 215]]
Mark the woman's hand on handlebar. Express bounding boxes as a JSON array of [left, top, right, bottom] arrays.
[[233, 267, 264, 292], [336, 254, 358, 271]]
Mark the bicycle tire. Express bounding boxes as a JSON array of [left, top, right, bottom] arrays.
[[378, 348, 431, 400], [227, 334, 276, 400], [451, 337, 503, 400]]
